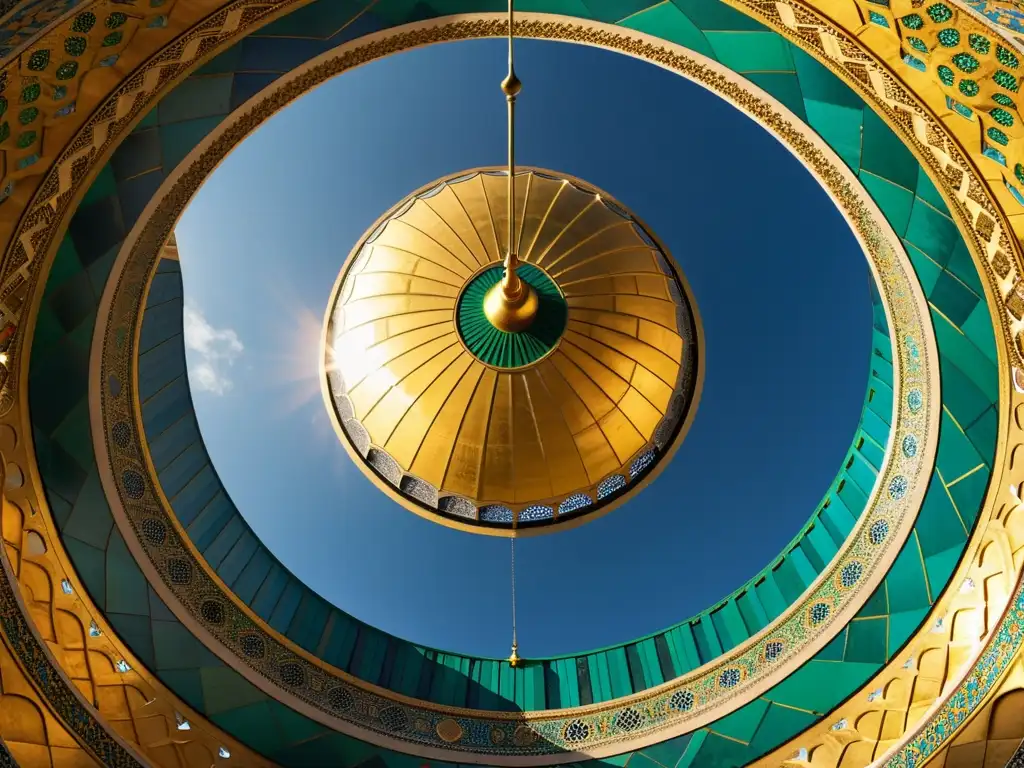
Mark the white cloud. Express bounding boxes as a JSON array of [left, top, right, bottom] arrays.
[[183, 305, 243, 395]]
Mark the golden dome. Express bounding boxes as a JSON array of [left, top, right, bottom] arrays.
[[321, 168, 702, 535]]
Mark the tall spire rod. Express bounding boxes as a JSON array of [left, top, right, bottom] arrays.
[[509, 538, 520, 667], [483, 0, 538, 334], [500, 0, 523, 301]]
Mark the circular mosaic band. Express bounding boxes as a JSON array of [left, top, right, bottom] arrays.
[[89, 15, 936, 763]]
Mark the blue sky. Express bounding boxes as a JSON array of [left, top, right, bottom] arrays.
[[175, 38, 872, 658]]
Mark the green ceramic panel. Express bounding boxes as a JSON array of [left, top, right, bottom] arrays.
[[619, 2, 713, 56], [844, 617, 888, 664]]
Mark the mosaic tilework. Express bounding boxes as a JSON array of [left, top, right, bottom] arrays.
[[0, 0, 85, 59], [0, 0, 177, 210], [845, 0, 1024, 210], [25, 13, 991, 768]]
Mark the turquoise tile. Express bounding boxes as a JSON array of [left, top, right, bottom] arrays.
[[904, 198, 957, 264], [705, 31, 793, 72], [63, 535, 106, 606], [620, 2, 713, 57], [158, 75, 234, 125], [105, 531, 151, 616], [62, 470, 113, 550], [916, 480, 968, 558], [885, 539, 931, 613], [860, 109, 919, 190], [930, 272, 980, 327]]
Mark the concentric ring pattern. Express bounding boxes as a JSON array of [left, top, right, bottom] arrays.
[[0, 0, 1017, 766], [323, 169, 702, 533]]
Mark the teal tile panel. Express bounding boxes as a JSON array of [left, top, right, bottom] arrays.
[[788, 546, 818, 584], [204, 513, 245, 568], [888, 607, 931, 651], [188, 491, 235, 549], [736, 590, 769, 635], [904, 242, 943, 296], [844, 617, 888, 663], [232, 550, 272, 603], [63, 536, 106, 606], [619, 2, 713, 57], [217, 530, 259, 586], [767, 658, 877, 712], [62, 470, 113, 550], [947, 238, 984, 296], [905, 198, 958, 265], [746, 704, 819, 756], [804, 524, 839, 568], [139, 299, 183, 353], [710, 600, 748, 649], [589, 654, 613, 702], [821, 495, 857, 540], [884, 539, 932, 613], [692, 618, 723, 662], [637, 638, 663, 688], [640, 733, 695, 767], [268, 579, 303, 634], [175, 465, 225, 526], [158, 443, 207, 497], [159, 116, 230, 171], [914, 165, 950, 214], [149, 415, 200, 471], [861, 172, 915, 235], [288, 592, 331, 652], [753, 573, 788, 617], [948, 463, 991, 527], [962, 302, 999, 365], [836, 473, 869, 512], [105, 530, 150, 616], [930, 272, 981, 327], [916, 481, 968, 559], [923, 546, 964, 603], [157, 75, 234, 125], [861, 109, 920, 190], [669, 0, 767, 31], [704, 31, 794, 72], [966, 407, 998, 465], [251, 562, 289, 619], [712, 697, 770, 742], [745, 72, 808, 120], [320, 611, 358, 671], [606, 646, 631, 698], [140, 377, 190, 435], [772, 558, 807, 603], [936, 412, 986, 481]]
